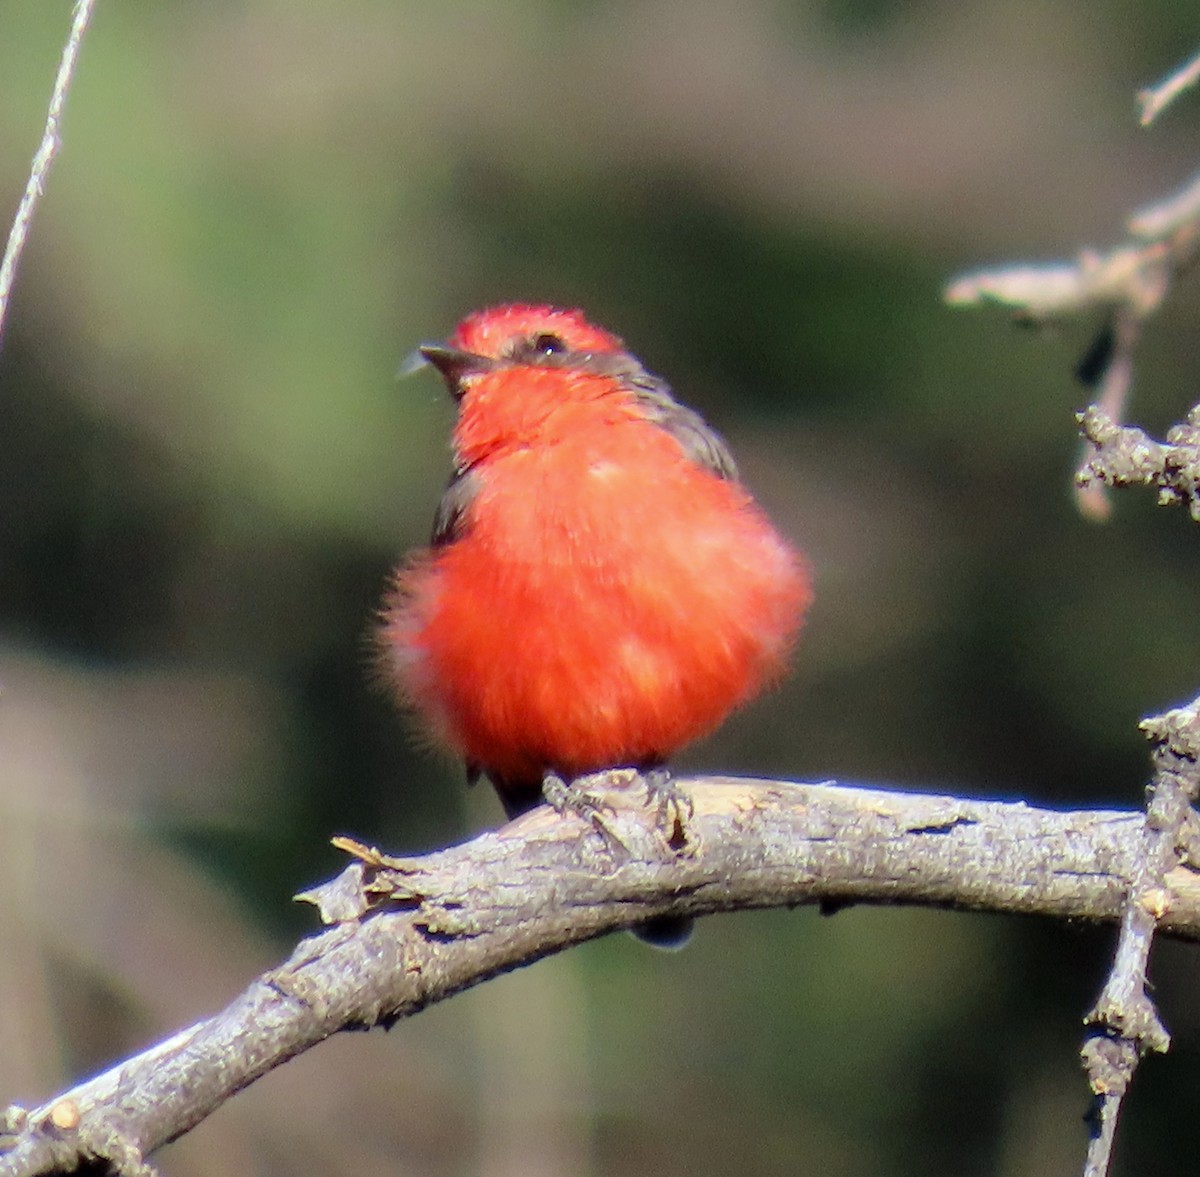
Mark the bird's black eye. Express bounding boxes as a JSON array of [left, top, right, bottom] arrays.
[[532, 332, 566, 355]]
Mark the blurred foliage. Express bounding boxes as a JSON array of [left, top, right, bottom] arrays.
[[2, 2, 1200, 1175]]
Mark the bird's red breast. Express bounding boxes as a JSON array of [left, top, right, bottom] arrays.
[[382, 304, 810, 812]]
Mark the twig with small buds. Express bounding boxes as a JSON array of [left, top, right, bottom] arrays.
[[1077, 403, 1200, 522]]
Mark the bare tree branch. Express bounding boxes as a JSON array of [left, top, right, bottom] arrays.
[[953, 221, 1200, 1174], [1081, 696, 1200, 1177], [0, 0, 99, 350], [944, 153, 1200, 521], [951, 163, 1200, 1169], [2, 772, 1200, 1177]]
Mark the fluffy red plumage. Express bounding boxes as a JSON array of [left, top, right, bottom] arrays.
[[382, 304, 810, 818]]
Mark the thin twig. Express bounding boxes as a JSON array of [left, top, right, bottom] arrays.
[[0, 0, 99, 350], [946, 209, 1200, 520], [946, 75, 1200, 523], [1138, 47, 1200, 126], [1074, 308, 1139, 521]]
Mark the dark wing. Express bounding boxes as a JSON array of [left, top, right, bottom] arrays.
[[431, 464, 481, 547], [627, 372, 739, 481]]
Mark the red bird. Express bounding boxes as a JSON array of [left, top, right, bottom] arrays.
[[383, 303, 810, 842]]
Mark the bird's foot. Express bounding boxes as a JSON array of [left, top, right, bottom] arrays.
[[541, 770, 630, 857], [542, 767, 696, 948], [633, 767, 695, 947], [641, 766, 694, 853], [541, 767, 695, 855]]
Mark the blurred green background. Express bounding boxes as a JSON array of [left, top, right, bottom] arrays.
[[2, 2, 1200, 1175]]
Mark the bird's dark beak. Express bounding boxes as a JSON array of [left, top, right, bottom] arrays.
[[416, 344, 497, 400]]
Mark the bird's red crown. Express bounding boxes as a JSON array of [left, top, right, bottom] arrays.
[[449, 303, 624, 358]]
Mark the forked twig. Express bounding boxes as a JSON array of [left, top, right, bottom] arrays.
[[1081, 698, 1200, 1177]]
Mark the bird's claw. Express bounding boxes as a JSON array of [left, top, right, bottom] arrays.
[[542, 770, 631, 858], [642, 767, 694, 852], [541, 767, 694, 857]]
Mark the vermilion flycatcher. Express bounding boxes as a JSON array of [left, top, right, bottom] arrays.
[[382, 304, 810, 936]]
